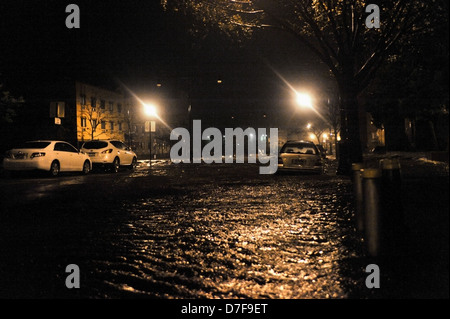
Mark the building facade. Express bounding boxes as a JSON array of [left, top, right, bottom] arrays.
[[75, 81, 129, 144]]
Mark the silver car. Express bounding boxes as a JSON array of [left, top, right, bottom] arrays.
[[278, 141, 324, 174]]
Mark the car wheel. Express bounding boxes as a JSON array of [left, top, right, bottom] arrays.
[[129, 157, 137, 170], [111, 157, 120, 173], [50, 160, 60, 177], [82, 160, 90, 174]]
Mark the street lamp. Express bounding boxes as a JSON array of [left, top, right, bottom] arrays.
[[143, 103, 158, 167], [144, 103, 158, 117], [296, 92, 313, 109]]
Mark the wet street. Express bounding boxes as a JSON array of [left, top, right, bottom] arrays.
[[0, 157, 448, 299]]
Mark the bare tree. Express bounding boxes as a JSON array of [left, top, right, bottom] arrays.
[[307, 120, 329, 146], [164, 0, 444, 173], [80, 99, 108, 141]]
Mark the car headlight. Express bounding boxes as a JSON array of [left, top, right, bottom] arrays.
[[30, 152, 46, 159]]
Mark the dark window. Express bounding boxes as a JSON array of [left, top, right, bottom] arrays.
[[82, 141, 108, 149], [110, 121, 114, 131], [64, 143, 79, 153], [101, 120, 106, 130], [118, 122, 122, 131], [109, 101, 114, 112], [80, 94, 86, 106], [280, 142, 318, 155], [117, 103, 122, 113], [81, 117, 87, 127], [100, 100, 106, 109], [54, 142, 77, 152], [110, 141, 126, 150], [91, 97, 96, 108]]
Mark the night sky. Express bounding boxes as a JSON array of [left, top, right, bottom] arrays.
[[1, 0, 328, 127]]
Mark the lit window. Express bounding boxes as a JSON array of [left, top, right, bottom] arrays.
[[80, 94, 86, 106]]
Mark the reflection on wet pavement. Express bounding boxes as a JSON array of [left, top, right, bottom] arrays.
[[0, 161, 368, 299]]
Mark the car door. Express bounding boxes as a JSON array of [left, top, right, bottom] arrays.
[[65, 142, 84, 171], [120, 142, 134, 165], [111, 141, 132, 165], [53, 142, 73, 171]]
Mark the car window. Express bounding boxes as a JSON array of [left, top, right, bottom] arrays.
[[82, 141, 108, 149], [54, 143, 65, 151], [54, 142, 78, 152], [110, 141, 125, 150], [64, 143, 79, 153], [280, 143, 318, 155]]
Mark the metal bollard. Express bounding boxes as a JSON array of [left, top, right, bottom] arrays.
[[380, 158, 405, 254], [362, 168, 382, 257], [351, 163, 365, 233]]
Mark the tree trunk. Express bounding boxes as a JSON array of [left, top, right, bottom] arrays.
[[336, 80, 363, 175], [333, 126, 338, 157]]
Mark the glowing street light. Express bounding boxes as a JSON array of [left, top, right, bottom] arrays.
[[296, 92, 313, 109], [306, 123, 312, 130], [143, 103, 158, 117], [143, 103, 158, 167]]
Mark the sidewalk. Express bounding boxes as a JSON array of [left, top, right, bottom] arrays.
[[360, 152, 449, 298]]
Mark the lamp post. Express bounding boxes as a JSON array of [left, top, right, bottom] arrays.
[[143, 103, 158, 167], [296, 92, 313, 109]]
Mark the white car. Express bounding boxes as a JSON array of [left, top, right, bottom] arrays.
[[80, 140, 137, 172], [278, 140, 324, 174], [3, 140, 92, 176]]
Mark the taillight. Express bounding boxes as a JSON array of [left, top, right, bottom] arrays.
[[30, 152, 45, 159], [101, 149, 113, 154]]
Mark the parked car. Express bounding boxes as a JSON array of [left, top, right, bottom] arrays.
[[81, 140, 137, 172], [278, 140, 323, 174], [315, 144, 327, 159], [3, 140, 91, 176]]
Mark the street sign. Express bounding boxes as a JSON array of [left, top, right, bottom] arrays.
[[151, 121, 156, 132], [145, 120, 156, 132]]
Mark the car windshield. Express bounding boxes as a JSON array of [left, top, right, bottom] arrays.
[[280, 143, 318, 155], [15, 141, 51, 149], [82, 141, 108, 149]]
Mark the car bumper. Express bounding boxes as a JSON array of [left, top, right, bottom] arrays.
[[2, 158, 50, 171], [277, 164, 323, 174], [87, 154, 114, 164]]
